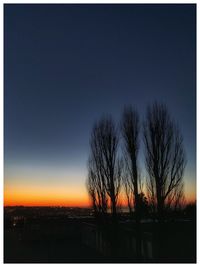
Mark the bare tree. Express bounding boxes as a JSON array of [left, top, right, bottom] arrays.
[[146, 175, 156, 218], [87, 156, 108, 217], [121, 106, 143, 258], [143, 102, 186, 221], [121, 106, 140, 219], [165, 182, 185, 212], [122, 171, 134, 214], [87, 116, 122, 220]]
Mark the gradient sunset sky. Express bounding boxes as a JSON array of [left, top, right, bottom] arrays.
[[4, 4, 196, 206]]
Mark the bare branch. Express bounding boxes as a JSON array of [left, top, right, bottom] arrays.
[[143, 102, 186, 221]]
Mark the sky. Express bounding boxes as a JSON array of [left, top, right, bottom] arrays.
[[4, 4, 196, 206]]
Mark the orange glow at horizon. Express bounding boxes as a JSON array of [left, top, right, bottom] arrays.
[[4, 184, 90, 207], [4, 189, 196, 207], [4, 185, 196, 207]]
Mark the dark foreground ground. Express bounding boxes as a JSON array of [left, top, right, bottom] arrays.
[[4, 207, 196, 263], [4, 229, 102, 263]]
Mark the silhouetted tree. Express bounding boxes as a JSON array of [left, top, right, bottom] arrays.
[[121, 106, 143, 258], [138, 192, 149, 218], [87, 157, 108, 217], [122, 170, 134, 215], [143, 102, 186, 222], [87, 116, 122, 221], [121, 106, 141, 218], [165, 182, 185, 212]]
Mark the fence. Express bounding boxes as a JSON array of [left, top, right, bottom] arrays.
[[81, 222, 154, 261]]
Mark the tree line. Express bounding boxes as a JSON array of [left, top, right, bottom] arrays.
[[86, 102, 186, 223]]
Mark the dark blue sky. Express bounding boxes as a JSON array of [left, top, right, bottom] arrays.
[[4, 4, 196, 202]]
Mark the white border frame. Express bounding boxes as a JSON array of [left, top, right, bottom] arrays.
[[1, 1, 198, 266]]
